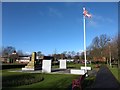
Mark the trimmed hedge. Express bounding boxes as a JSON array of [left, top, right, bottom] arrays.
[[1, 64, 27, 69], [2, 73, 44, 87]]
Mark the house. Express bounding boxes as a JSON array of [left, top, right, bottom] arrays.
[[0, 56, 8, 63], [18, 55, 31, 64]]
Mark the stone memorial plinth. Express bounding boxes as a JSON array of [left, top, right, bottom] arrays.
[[42, 60, 51, 73], [70, 69, 86, 75], [59, 59, 66, 69], [22, 52, 36, 71], [81, 66, 91, 70]]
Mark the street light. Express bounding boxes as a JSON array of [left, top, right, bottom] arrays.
[[109, 45, 112, 67]]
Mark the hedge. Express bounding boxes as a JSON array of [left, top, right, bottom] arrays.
[[2, 73, 44, 87]]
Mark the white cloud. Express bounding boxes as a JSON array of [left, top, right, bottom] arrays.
[[87, 19, 98, 27], [87, 14, 114, 27], [25, 51, 31, 55], [48, 7, 63, 18], [78, 49, 84, 53], [93, 14, 113, 23], [106, 18, 113, 23]]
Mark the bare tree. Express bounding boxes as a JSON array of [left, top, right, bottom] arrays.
[[118, 34, 120, 68], [2, 46, 16, 57], [99, 34, 111, 48], [71, 51, 76, 58], [17, 50, 23, 56], [67, 51, 72, 59], [108, 35, 118, 65], [37, 51, 44, 59], [60, 53, 66, 59], [89, 34, 111, 62], [62, 51, 67, 58]]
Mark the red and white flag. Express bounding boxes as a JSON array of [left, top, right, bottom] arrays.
[[83, 7, 92, 18]]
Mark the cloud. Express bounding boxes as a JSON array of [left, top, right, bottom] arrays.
[[78, 49, 84, 53], [25, 51, 31, 55], [87, 19, 98, 27], [87, 14, 114, 27], [106, 18, 113, 23], [93, 14, 114, 23], [48, 7, 63, 18]]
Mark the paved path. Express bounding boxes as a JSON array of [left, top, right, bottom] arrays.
[[9, 68, 71, 74], [92, 66, 120, 89]]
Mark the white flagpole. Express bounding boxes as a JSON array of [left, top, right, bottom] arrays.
[[83, 7, 87, 70]]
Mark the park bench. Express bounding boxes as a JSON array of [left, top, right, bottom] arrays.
[[95, 64, 100, 68], [112, 63, 118, 68], [72, 73, 86, 90]]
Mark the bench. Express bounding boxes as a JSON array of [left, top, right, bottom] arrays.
[[112, 64, 118, 68], [72, 73, 86, 90], [95, 64, 100, 68]]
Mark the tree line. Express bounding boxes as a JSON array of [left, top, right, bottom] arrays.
[[1, 34, 118, 64], [86, 34, 118, 65]]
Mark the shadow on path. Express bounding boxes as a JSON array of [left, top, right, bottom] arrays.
[[91, 65, 120, 89]]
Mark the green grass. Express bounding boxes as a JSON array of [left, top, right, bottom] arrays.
[[2, 63, 98, 89], [2, 68, 79, 89], [109, 67, 119, 82], [2, 68, 22, 76], [2, 70, 79, 89], [16, 74, 79, 89]]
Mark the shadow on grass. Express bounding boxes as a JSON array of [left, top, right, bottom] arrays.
[[51, 69, 67, 72], [67, 66, 75, 69], [82, 76, 95, 90]]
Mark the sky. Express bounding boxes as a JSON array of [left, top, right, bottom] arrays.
[[2, 2, 118, 55]]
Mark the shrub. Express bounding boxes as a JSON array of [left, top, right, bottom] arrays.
[[2, 73, 44, 87]]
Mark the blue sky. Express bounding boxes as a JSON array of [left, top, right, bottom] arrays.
[[2, 2, 118, 55]]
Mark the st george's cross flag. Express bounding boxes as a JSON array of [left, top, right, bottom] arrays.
[[83, 7, 92, 18]]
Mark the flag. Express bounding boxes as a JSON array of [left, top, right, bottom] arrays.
[[83, 7, 92, 18]]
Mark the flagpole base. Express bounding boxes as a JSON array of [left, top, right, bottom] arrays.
[[81, 66, 92, 70]]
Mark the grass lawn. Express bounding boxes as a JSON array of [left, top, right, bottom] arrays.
[[2, 68, 23, 76], [2, 62, 98, 89], [2, 70, 79, 89], [2, 71, 95, 89], [108, 66, 119, 82], [16, 74, 79, 89]]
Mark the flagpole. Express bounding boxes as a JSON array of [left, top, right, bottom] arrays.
[[83, 8, 87, 70]]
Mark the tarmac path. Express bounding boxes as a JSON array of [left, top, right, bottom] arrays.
[[92, 65, 120, 89]]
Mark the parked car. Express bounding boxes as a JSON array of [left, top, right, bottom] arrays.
[[81, 60, 91, 64]]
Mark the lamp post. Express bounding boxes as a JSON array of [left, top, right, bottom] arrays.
[[109, 45, 112, 67]]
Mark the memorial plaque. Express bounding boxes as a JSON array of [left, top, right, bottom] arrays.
[[42, 60, 51, 73], [59, 59, 66, 69]]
